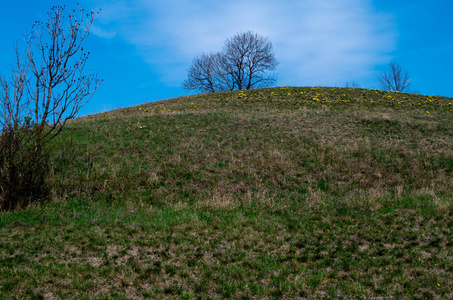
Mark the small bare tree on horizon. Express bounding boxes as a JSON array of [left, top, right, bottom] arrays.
[[183, 31, 278, 93], [377, 61, 412, 92], [0, 5, 101, 210]]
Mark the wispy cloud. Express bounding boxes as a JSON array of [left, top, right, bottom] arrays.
[[90, 25, 117, 39], [85, 0, 397, 88]]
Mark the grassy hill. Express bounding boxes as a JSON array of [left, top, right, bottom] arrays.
[[1, 86, 452, 298]]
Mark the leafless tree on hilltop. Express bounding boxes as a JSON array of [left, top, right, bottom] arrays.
[[377, 61, 412, 92], [183, 31, 278, 93]]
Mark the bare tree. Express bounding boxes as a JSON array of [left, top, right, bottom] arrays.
[[377, 61, 412, 92], [0, 5, 101, 209], [223, 31, 278, 90], [182, 53, 216, 93], [182, 52, 233, 93], [182, 31, 278, 93], [345, 81, 360, 89]]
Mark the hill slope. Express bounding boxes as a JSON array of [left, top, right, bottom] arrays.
[[1, 87, 452, 298], [64, 86, 453, 207]]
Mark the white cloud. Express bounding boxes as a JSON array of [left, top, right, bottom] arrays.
[[86, 0, 397, 88], [90, 25, 117, 39]]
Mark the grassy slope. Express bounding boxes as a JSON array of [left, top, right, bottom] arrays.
[[1, 87, 453, 299]]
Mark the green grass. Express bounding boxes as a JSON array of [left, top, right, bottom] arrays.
[[1, 86, 452, 298]]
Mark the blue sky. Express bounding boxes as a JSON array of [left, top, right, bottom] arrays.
[[0, 0, 452, 116]]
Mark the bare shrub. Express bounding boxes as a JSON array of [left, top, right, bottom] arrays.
[[0, 5, 101, 210]]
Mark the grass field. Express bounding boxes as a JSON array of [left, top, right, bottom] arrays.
[[1, 86, 452, 299]]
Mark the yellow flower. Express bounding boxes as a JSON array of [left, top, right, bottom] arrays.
[[426, 111, 430, 113]]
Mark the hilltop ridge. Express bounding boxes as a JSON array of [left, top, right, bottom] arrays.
[[82, 86, 453, 121]]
